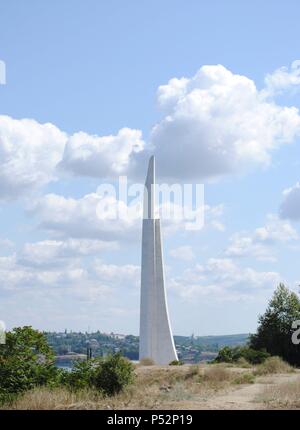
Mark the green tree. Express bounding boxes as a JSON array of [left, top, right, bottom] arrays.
[[0, 326, 59, 403], [249, 284, 300, 366]]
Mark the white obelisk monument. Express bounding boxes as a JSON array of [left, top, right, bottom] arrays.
[[139, 156, 178, 365]]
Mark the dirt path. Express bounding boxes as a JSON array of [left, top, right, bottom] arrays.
[[170, 372, 300, 410], [163, 372, 300, 410]]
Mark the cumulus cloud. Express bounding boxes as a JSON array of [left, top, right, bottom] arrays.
[[29, 184, 224, 241], [170, 257, 282, 300], [93, 260, 140, 287], [225, 214, 298, 261], [264, 60, 300, 96], [2, 63, 300, 196], [170, 245, 195, 261], [161, 203, 224, 234], [29, 192, 141, 241], [0, 115, 144, 200], [0, 115, 66, 200], [0, 248, 139, 300], [17, 239, 119, 269], [59, 127, 144, 177], [280, 183, 300, 221], [152, 64, 300, 180], [0, 253, 88, 292]]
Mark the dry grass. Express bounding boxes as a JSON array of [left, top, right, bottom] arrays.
[[256, 378, 300, 409], [138, 357, 155, 366], [202, 365, 232, 382], [3, 387, 104, 410], [254, 357, 294, 376], [232, 372, 255, 385], [235, 357, 252, 368]]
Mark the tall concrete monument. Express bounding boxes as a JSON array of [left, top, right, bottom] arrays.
[[139, 156, 178, 365]]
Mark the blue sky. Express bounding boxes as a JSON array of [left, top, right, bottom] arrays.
[[1, 0, 300, 335]]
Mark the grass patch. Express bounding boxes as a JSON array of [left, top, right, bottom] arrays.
[[235, 357, 252, 368], [254, 357, 294, 376], [184, 365, 200, 379], [256, 378, 300, 409], [202, 365, 232, 382], [233, 372, 255, 385], [139, 358, 155, 366]]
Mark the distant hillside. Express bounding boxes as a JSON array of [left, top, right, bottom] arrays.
[[174, 333, 249, 349]]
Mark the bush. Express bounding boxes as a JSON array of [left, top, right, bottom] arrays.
[[214, 346, 270, 365], [64, 359, 95, 390], [92, 354, 134, 396], [214, 346, 233, 363], [169, 360, 184, 366], [233, 372, 255, 385], [235, 357, 252, 368], [254, 356, 294, 376]]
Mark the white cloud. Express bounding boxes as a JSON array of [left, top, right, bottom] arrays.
[[264, 60, 300, 96], [0, 253, 88, 292], [0, 238, 14, 250], [170, 245, 195, 261], [280, 182, 300, 221], [93, 260, 140, 287], [0, 115, 66, 200], [225, 234, 275, 262], [225, 214, 298, 261], [18, 239, 118, 269], [29, 185, 224, 241], [29, 192, 141, 241], [0, 115, 144, 199], [170, 257, 282, 301], [161, 203, 225, 234], [2, 63, 300, 196], [151, 64, 300, 180], [0, 248, 139, 302], [60, 127, 144, 177], [254, 214, 298, 242]]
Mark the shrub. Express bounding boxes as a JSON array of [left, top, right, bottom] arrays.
[[235, 357, 252, 368], [242, 347, 270, 364], [169, 360, 184, 366], [214, 346, 270, 365], [214, 346, 233, 363], [92, 354, 134, 396], [254, 356, 294, 376], [233, 372, 255, 385], [64, 359, 95, 390]]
